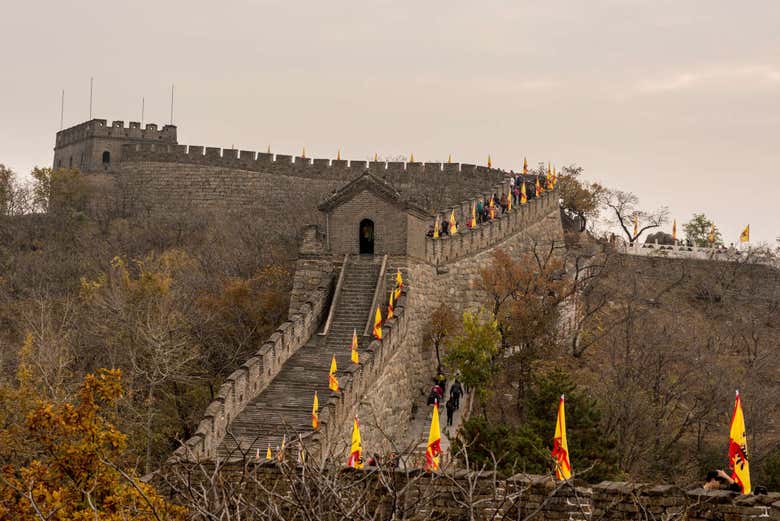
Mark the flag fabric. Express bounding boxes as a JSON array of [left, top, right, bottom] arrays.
[[425, 401, 442, 471], [551, 395, 572, 480], [521, 182, 527, 204], [546, 164, 553, 190], [740, 225, 750, 243], [552, 166, 557, 188], [507, 187, 512, 211], [523, 157, 528, 175], [489, 196, 495, 220], [394, 269, 403, 300], [633, 215, 638, 237], [672, 219, 677, 242], [266, 444, 272, 460], [347, 417, 363, 468], [328, 354, 339, 392], [351, 328, 359, 364], [372, 306, 382, 340], [433, 215, 440, 239], [708, 224, 716, 244], [448, 153, 452, 163], [387, 290, 394, 321], [535, 177, 542, 197], [449, 209, 458, 235], [728, 391, 751, 494], [312, 391, 320, 429], [487, 155, 492, 168], [470, 203, 477, 228], [410, 153, 415, 163]]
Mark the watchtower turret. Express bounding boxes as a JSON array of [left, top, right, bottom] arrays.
[[53, 118, 177, 173]]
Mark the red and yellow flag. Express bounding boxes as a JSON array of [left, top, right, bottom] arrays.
[[521, 181, 527, 204], [507, 187, 512, 211], [277, 435, 286, 462], [728, 391, 751, 494], [351, 328, 359, 364], [708, 224, 716, 244], [633, 215, 638, 237], [523, 157, 528, 175], [347, 417, 363, 468], [433, 215, 440, 239], [425, 401, 442, 471], [552, 394, 572, 480], [470, 202, 477, 228], [266, 444, 272, 460], [449, 209, 458, 235], [312, 391, 319, 429], [546, 163, 553, 190], [395, 268, 403, 299], [372, 306, 382, 340], [740, 225, 750, 243], [387, 290, 395, 321], [489, 196, 495, 220], [552, 166, 558, 188], [487, 154, 492, 168], [328, 354, 339, 392], [672, 219, 677, 241], [535, 177, 542, 197]]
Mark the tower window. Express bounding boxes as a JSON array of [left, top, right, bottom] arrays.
[[102, 151, 111, 164]]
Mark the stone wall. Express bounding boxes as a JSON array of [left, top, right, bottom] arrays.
[[170, 280, 333, 463], [159, 461, 780, 520]]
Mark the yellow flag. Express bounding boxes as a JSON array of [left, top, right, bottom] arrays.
[[347, 417, 363, 468], [410, 153, 415, 163], [277, 435, 286, 462], [470, 203, 477, 228], [740, 225, 750, 243], [351, 329, 359, 364], [433, 215, 440, 239], [337, 149, 341, 161], [394, 268, 403, 300], [374, 152, 378, 162], [521, 181, 527, 204], [523, 157, 528, 175], [552, 395, 572, 480], [708, 224, 715, 244], [301, 146, 306, 158], [489, 196, 495, 220], [328, 354, 339, 392], [266, 444, 272, 460], [387, 290, 394, 321], [672, 219, 677, 241], [728, 391, 751, 494], [535, 177, 542, 197], [372, 307, 382, 340], [425, 401, 442, 471], [487, 154, 492, 168], [447, 153, 452, 163], [312, 391, 319, 429], [633, 215, 638, 237], [507, 187, 512, 211], [449, 209, 458, 235]]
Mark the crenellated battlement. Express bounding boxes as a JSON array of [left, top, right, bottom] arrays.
[[119, 142, 510, 182], [55, 118, 177, 148]]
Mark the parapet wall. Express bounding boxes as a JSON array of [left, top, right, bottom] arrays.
[[55, 119, 177, 148], [426, 188, 559, 265], [120, 142, 508, 184], [171, 279, 333, 463], [159, 462, 780, 520]]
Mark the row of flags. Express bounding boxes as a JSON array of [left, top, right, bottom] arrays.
[[432, 161, 559, 239], [632, 216, 752, 245], [551, 391, 752, 494]]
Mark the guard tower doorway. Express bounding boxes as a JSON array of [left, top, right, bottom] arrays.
[[359, 219, 374, 255]]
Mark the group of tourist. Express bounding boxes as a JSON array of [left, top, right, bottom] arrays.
[[426, 173, 549, 239], [427, 370, 465, 428]]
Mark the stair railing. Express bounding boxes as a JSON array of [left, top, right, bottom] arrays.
[[319, 254, 349, 336], [363, 254, 388, 337]]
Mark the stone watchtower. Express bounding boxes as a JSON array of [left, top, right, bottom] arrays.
[[53, 119, 177, 173]]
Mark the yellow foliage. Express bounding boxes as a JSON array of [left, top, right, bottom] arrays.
[[0, 367, 186, 520]]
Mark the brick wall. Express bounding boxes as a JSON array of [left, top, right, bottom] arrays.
[[326, 191, 409, 255]]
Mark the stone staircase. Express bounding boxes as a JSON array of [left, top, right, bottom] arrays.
[[217, 255, 381, 459]]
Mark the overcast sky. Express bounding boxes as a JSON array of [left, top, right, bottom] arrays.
[[1, 0, 778, 244]]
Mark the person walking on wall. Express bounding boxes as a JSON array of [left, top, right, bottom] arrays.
[[445, 398, 455, 427], [450, 380, 463, 410]]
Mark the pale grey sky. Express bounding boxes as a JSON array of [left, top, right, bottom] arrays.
[[1, 0, 778, 244]]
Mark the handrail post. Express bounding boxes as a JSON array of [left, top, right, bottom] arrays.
[[319, 254, 349, 336], [363, 254, 388, 337]]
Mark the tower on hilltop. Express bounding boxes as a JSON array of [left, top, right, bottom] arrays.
[[53, 118, 177, 173]]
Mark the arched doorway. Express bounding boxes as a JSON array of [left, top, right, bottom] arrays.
[[359, 219, 374, 255]]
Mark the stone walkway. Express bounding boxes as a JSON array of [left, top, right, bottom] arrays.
[[402, 379, 469, 468]]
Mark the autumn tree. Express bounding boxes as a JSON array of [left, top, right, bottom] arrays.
[[444, 309, 501, 414], [556, 165, 604, 232], [0, 342, 186, 520], [683, 213, 723, 247], [422, 303, 459, 369], [601, 188, 669, 244]]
